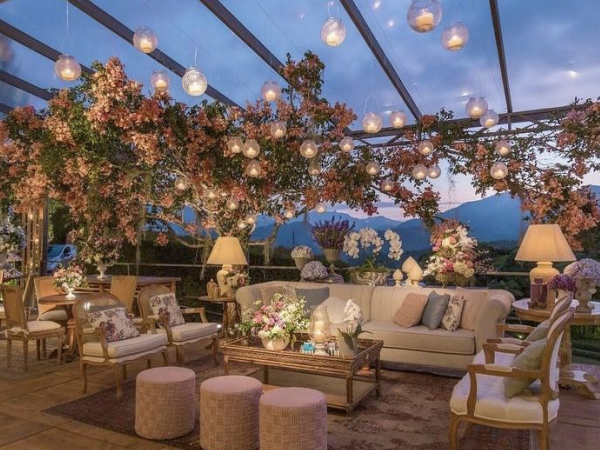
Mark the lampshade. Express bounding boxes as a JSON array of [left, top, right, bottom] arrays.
[[207, 236, 248, 266], [515, 224, 575, 263]]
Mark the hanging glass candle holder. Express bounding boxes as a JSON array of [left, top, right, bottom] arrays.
[[182, 67, 207, 96], [321, 17, 346, 47], [204, 187, 219, 201], [418, 140, 434, 156], [366, 161, 380, 176], [300, 140, 318, 159], [314, 202, 327, 214], [362, 112, 383, 134], [151, 70, 170, 94], [270, 121, 287, 139], [55, 55, 81, 81], [427, 165, 441, 179], [174, 176, 188, 191], [237, 219, 248, 230], [242, 139, 260, 159], [284, 206, 295, 219], [226, 197, 239, 210], [339, 136, 355, 152], [246, 160, 262, 178], [407, 0, 443, 33], [412, 164, 428, 180], [245, 213, 258, 225], [495, 139, 511, 156], [480, 109, 499, 128], [490, 162, 508, 180], [390, 111, 407, 128], [308, 159, 321, 176], [261, 81, 281, 102], [465, 97, 488, 119], [381, 179, 395, 192], [441, 22, 469, 51], [133, 26, 158, 53], [227, 137, 243, 154]]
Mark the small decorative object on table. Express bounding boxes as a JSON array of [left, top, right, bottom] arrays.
[[225, 271, 249, 295], [301, 260, 329, 282], [311, 216, 354, 265], [309, 305, 331, 355], [291, 245, 314, 271], [206, 279, 218, 299], [81, 234, 122, 279], [206, 236, 248, 297], [564, 258, 600, 312], [547, 273, 576, 310], [392, 269, 403, 286], [337, 299, 370, 356], [529, 277, 548, 309], [52, 263, 87, 299], [402, 256, 423, 286]]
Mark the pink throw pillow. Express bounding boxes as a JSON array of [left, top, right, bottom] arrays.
[[394, 293, 429, 328]]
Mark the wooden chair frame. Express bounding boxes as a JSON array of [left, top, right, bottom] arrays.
[[138, 285, 219, 366], [449, 308, 574, 450], [72, 295, 169, 401], [1, 284, 64, 371]]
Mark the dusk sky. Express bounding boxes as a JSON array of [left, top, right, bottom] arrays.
[[1, 0, 599, 219]]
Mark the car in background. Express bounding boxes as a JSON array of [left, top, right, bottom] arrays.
[[46, 244, 77, 273]]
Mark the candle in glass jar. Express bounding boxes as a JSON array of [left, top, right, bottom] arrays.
[[447, 35, 463, 50], [139, 38, 154, 53], [415, 12, 434, 32]]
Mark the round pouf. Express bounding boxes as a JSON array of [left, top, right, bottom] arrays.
[[135, 367, 196, 440], [260, 387, 327, 450], [200, 375, 262, 450]]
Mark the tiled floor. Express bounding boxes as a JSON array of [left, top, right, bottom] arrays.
[[0, 339, 599, 449]]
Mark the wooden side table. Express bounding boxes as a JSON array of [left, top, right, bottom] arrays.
[[513, 299, 600, 399], [199, 295, 238, 332]]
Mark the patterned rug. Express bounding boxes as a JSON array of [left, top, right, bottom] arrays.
[[45, 355, 530, 450]]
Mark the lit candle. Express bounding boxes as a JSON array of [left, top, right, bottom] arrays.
[[484, 118, 495, 128], [155, 79, 167, 90], [61, 68, 75, 81], [471, 106, 481, 116], [326, 31, 340, 46], [415, 12, 434, 32], [139, 38, 154, 53], [447, 35, 463, 50], [265, 90, 276, 101], [247, 148, 256, 157], [187, 82, 204, 96], [313, 320, 326, 343], [393, 117, 404, 127]]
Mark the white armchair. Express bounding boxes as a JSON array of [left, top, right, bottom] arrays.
[[449, 308, 574, 450]]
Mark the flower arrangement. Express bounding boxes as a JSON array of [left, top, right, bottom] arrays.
[[291, 245, 314, 260], [0, 217, 25, 258], [225, 271, 249, 292], [301, 260, 329, 280], [81, 235, 122, 268], [548, 274, 576, 292], [311, 217, 354, 250], [52, 264, 87, 294], [564, 259, 600, 284], [424, 220, 477, 284], [343, 227, 403, 272]]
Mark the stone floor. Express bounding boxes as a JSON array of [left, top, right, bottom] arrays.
[[0, 338, 599, 450]]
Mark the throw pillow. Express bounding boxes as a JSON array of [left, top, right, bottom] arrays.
[[259, 284, 288, 305], [458, 288, 489, 331], [393, 293, 429, 328], [148, 292, 185, 327], [87, 307, 140, 342], [422, 291, 451, 330], [524, 320, 550, 343], [321, 296, 348, 324], [504, 338, 547, 398], [295, 286, 330, 310], [441, 295, 465, 332]]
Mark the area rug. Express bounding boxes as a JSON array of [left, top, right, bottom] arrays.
[[45, 355, 530, 450]]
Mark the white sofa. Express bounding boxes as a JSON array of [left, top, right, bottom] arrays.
[[236, 281, 514, 370]]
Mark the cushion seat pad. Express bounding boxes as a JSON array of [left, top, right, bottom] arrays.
[[170, 322, 218, 342], [362, 321, 475, 355], [27, 320, 62, 333], [83, 333, 168, 358]]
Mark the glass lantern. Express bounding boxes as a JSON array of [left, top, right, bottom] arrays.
[[227, 137, 243, 154], [490, 162, 508, 180], [300, 140, 318, 159], [366, 161, 380, 176], [362, 112, 383, 133], [174, 176, 188, 191], [283, 206, 295, 219], [204, 187, 219, 201], [381, 179, 395, 192], [182, 67, 207, 96], [261, 81, 280, 102], [151, 70, 170, 94], [339, 136, 355, 152], [245, 213, 257, 225], [480, 109, 499, 128], [412, 164, 428, 180], [441, 22, 469, 51], [427, 165, 441, 179], [407, 0, 443, 33], [390, 111, 407, 128], [495, 139, 511, 156], [418, 140, 434, 156], [308, 160, 321, 176], [465, 97, 488, 119], [55, 55, 81, 82], [242, 139, 260, 159], [321, 17, 346, 47], [237, 219, 248, 230], [309, 305, 331, 355], [270, 121, 286, 139], [226, 197, 239, 210], [246, 160, 262, 178], [133, 26, 158, 53], [314, 202, 327, 214]]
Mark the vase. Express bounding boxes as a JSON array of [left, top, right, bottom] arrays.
[[261, 336, 290, 351], [97, 263, 107, 279], [435, 272, 470, 287], [338, 335, 359, 357], [323, 248, 341, 264], [294, 257, 310, 271], [65, 287, 76, 300], [575, 278, 596, 312], [353, 270, 389, 286]]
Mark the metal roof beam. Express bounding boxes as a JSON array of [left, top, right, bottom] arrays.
[[0, 102, 13, 114], [0, 69, 52, 100], [0, 19, 93, 74], [489, 0, 513, 115], [67, 0, 240, 108], [340, 0, 421, 120]]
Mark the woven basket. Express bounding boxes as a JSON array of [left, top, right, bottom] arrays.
[[435, 272, 470, 287]]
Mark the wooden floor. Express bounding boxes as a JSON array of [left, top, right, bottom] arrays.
[[0, 339, 599, 450]]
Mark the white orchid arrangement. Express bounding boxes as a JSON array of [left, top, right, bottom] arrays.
[[338, 299, 370, 339], [343, 227, 403, 272]]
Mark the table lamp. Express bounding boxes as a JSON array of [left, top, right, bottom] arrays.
[[207, 236, 248, 297], [515, 224, 575, 282]]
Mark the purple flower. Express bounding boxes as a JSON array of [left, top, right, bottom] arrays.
[[311, 217, 355, 249], [548, 274, 576, 292], [301, 261, 329, 280]]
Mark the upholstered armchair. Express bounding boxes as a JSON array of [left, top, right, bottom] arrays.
[[138, 285, 219, 366], [34, 275, 68, 323], [72, 295, 169, 401], [449, 308, 574, 450], [109, 275, 142, 329]]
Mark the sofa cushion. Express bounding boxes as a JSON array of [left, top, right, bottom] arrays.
[[83, 333, 168, 358], [393, 293, 428, 328], [149, 292, 185, 327], [86, 307, 139, 342], [170, 322, 218, 342], [442, 295, 465, 332], [422, 291, 450, 330], [295, 286, 329, 310], [524, 320, 550, 343], [458, 288, 489, 331], [321, 296, 347, 323], [27, 320, 62, 333], [504, 339, 547, 398], [362, 321, 475, 355]]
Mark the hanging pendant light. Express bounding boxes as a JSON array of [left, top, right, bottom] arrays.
[[227, 137, 243, 154], [237, 219, 248, 230], [339, 136, 355, 152], [151, 70, 170, 94], [427, 165, 441, 179], [314, 202, 327, 214], [246, 160, 262, 178], [133, 26, 158, 53], [261, 81, 281, 102], [465, 97, 488, 119], [55, 55, 81, 81], [407, 0, 443, 33], [308, 160, 321, 176], [480, 109, 499, 128], [283, 206, 295, 219], [490, 162, 508, 180], [362, 112, 383, 134], [390, 111, 407, 128], [300, 140, 318, 159], [242, 139, 260, 159], [226, 197, 239, 210], [174, 176, 188, 192], [418, 140, 434, 156], [245, 213, 257, 225], [495, 139, 511, 157], [381, 179, 395, 192], [366, 161, 380, 176], [321, 17, 347, 47], [204, 187, 219, 201], [412, 164, 428, 180], [442, 22, 469, 51], [270, 121, 287, 139], [182, 67, 207, 96]]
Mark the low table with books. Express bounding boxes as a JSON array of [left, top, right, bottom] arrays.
[[222, 334, 383, 415]]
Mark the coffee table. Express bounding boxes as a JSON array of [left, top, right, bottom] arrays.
[[222, 334, 383, 415]]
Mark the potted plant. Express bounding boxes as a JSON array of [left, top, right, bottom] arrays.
[[225, 271, 249, 295], [291, 245, 314, 271], [52, 263, 87, 299], [81, 234, 122, 279], [563, 259, 600, 312], [311, 217, 354, 264], [343, 228, 404, 286], [337, 300, 370, 356]]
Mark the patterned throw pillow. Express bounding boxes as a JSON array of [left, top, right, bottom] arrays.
[[504, 338, 547, 398], [148, 292, 186, 327], [441, 295, 466, 332], [87, 307, 140, 342]]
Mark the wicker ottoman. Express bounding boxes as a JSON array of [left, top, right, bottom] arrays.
[[260, 387, 327, 450], [135, 367, 196, 440], [200, 375, 262, 450]]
